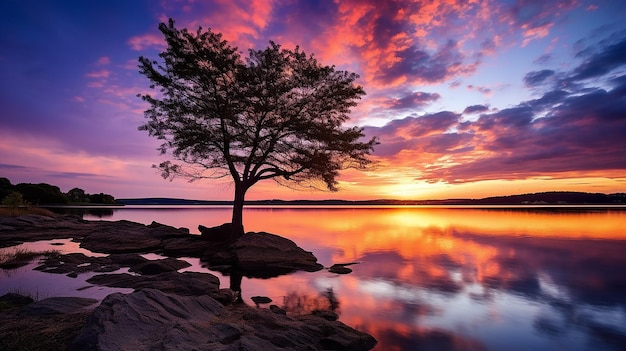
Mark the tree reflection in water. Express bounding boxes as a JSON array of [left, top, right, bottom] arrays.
[[282, 288, 340, 316], [80, 206, 626, 351]]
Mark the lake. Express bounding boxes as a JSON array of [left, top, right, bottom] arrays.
[[3, 206, 626, 350]]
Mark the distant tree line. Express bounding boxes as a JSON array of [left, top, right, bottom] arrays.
[[0, 177, 116, 206]]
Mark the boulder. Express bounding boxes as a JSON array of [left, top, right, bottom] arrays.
[[199, 223, 233, 242], [79, 220, 163, 253], [108, 253, 149, 266], [71, 289, 377, 351], [329, 264, 353, 274], [251, 296, 272, 306], [86, 271, 221, 297], [232, 232, 324, 277]]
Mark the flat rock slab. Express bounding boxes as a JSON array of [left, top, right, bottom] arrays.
[[87, 271, 221, 297], [71, 289, 377, 351], [128, 257, 191, 275]]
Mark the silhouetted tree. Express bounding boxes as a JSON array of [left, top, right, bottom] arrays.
[[1, 191, 24, 208], [66, 187, 89, 203], [138, 19, 377, 242], [0, 177, 13, 201], [88, 193, 115, 204], [14, 183, 68, 204]]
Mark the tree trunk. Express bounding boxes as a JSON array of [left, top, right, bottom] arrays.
[[230, 183, 246, 242]]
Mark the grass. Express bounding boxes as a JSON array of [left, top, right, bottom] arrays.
[[0, 309, 90, 351], [0, 206, 55, 217], [0, 247, 60, 269]]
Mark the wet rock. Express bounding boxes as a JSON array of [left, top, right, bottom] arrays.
[[312, 309, 339, 321], [79, 220, 163, 253], [1, 215, 326, 279], [128, 258, 191, 275], [86, 271, 220, 297], [35, 252, 123, 275], [108, 253, 148, 266], [251, 296, 272, 305], [214, 289, 240, 306], [160, 235, 218, 257], [270, 305, 286, 315], [199, 223, 233, 242], [232, 232, 324, 277], [71, 289, 377, 351], [329, 264, 353, 274], [0, 214, 90, 244]]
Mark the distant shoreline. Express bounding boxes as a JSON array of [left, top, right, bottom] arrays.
[[113, 191, 625, 206]]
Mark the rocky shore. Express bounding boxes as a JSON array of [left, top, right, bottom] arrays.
[[0, 214, 377, 350]]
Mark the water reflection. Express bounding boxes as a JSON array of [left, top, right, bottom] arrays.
[[77, 207, 626, 350]]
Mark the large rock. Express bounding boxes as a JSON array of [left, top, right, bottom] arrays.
[[1, 215, 325, 279], [231, 232, 324, 277], [79, 220, 181, 253], [71, 289, 377, 351], [128, 257, 191, 275], [86, 271, 221, 297]]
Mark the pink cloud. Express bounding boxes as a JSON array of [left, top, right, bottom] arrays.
[[96, 56, 111, 65], [85, 69, 110, 79], [127, 33, 165, 51]]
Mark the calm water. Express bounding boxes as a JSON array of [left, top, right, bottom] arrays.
[[3, 206, 626, 350]]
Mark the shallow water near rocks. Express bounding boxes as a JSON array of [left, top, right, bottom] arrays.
[[3, 206, 626, 351]]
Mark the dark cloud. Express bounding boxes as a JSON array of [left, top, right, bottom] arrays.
[[506, 0, 579, 36], [0, 164, 105, 181], [375, 28, 626, 184], [266, 0, 339, 45], [523, 69, 555, 87], [523, 90, 569, 110], [467, 84, 491, 95], [533, 54, 552, 65], [366, 112, 462, 156], [386, 91, 441, 110], [0, 163, 29, 171], [379, 112, 459, 138], [570, 38, 626, 82], [380, 40, 466, 84], [369, 71, 626, 183], [463, 105, 489, 114]]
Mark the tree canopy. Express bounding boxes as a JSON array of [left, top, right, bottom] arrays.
[[138, 19, 377, 239]]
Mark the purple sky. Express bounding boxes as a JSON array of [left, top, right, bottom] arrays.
[[1, 0, 625, 200]]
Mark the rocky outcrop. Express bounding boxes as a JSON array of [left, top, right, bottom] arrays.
[[230, 232, 324, 277], [71, 289, 377, 351], [1, 215, 324, 277], [87, 271, 221, 297], [0, 215, 377, 350]]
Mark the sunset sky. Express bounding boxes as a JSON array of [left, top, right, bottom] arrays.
[[1, 0, 625, 201]]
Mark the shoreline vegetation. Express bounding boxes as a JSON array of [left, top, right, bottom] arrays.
[[115, 191, 626, 206]]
